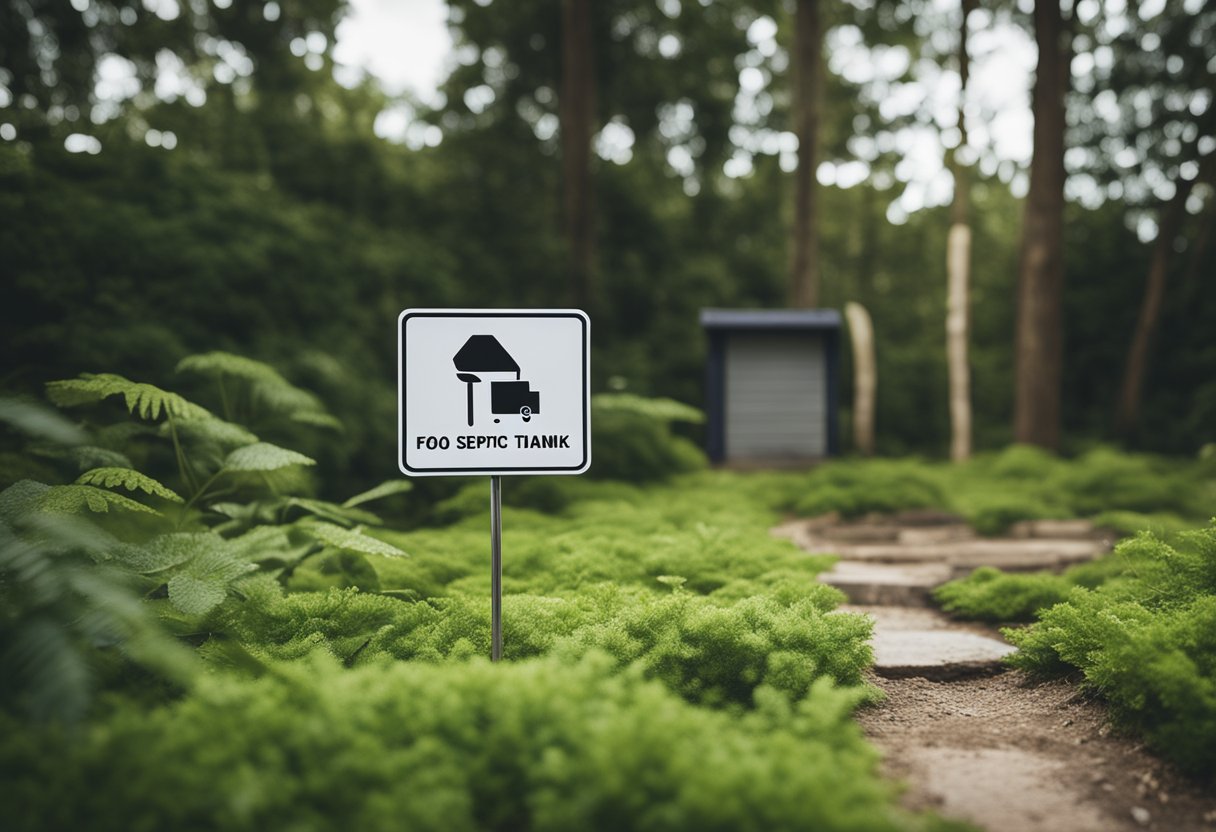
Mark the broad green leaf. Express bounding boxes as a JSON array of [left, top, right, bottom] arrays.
[[167, 417, 258, 448], [286, 497, 380, 527], [289, 411, 343, 430], [223, 442, 316, 472], [0, 398, 87, 445], [305, 522, 408, 558], [342, 480, 413, 508], [167, 574, 228, 617], [123, 532, 225, 575]]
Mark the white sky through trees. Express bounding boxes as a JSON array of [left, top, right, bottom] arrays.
[[334, 0, 1036, 221]]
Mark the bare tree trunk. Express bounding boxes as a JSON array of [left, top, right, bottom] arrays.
[[789, 0, 821, 308], [560, 0, 595, 311], [947, 0, 975, 462], [1115, 154, 1212, 435], [1014, 0, 1069, 450], [845, 302, 876, 455]]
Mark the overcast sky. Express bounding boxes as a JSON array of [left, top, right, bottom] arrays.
[[333, 0, 453, 98], [331, 0, 1035, 219]]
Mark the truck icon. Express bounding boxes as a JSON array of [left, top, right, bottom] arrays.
[[453, 335, 541, 427]]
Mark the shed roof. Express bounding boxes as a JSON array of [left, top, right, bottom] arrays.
[[699, 308, 842, 331]]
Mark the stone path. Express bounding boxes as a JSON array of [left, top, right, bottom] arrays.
[[776, 512, 1216, 832]]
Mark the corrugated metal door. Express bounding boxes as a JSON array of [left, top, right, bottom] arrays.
[[725, 333, 825, 459]]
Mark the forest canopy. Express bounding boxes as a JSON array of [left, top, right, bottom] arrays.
[[2, 0, 1213, 487]]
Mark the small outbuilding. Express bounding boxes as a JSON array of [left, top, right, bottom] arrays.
[[700, 308, 841, 465]]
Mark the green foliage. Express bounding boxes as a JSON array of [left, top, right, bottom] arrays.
[[996, 525, 1216, 776], [0, 397, 87, 445], [591, 393, 706, 424], [589, 397, 708, 483], [47, 373, 211, 422], [176, 351, 338, 428], [37, 484, 163, 516], [934, 567, 1074, 623], [221, 442, 316, 472], [785, 447, 1214, 535], [0, 653, 969, 832], [342, 479, 414, 508], [303, 522, 407, 559], [793, 459, 946, 518], [0, 496, 197, 723], [75, 468, 183, 503]]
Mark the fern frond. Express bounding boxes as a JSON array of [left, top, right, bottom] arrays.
[[176, 352, 289, 384], [305, 522, 408, 558], [37, 485, 162, 516], [342, 480, 413, 508], [222, 442, 316, 472], [75, 468, 183, 503], [591, 393, 705, 424], [47, 374, 210, 422], [176, 351, 333, 422]]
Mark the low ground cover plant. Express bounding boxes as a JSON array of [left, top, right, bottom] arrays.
[[785, 445, 1213, 535], [937, 526, 1216, 779], [0, 358, 969, 831]]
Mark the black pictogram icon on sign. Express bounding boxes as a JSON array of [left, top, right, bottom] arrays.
[[453, 335, 541, 427]]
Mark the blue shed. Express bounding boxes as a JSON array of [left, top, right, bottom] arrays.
[[701, 309, 841, 464]]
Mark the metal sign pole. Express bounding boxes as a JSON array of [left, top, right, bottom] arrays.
[[490, 475, 503, 662]]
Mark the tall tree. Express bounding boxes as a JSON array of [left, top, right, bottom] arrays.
[[788, 0, 822, 308], [946, 0, 975, 461], [560, 0, 596, 311], [1013, 0, 1069, 450], [1116, 152, 1214, 436]]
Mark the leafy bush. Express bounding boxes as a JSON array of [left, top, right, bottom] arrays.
[[0, 652, 968, 832], [785, 446, 1214, 535], [588, 394, 707, 483], [792, 460, 946, 518], [934, 567, 1074, 623], [1000, 525, 1216, 777]]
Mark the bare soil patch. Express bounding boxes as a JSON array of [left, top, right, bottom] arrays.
[[858, 671, 1216, 832]]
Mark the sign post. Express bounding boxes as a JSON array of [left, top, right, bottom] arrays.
[[398, 309, 591, 661]]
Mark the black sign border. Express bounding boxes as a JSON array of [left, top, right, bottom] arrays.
[[399, 310, 590, 476]]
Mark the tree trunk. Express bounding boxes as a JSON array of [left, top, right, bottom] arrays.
[[1115, 154, 1212, 435], [845, 302, 877, 455], [947, 0, 975, 462], [1013, 0, 1069, 450], [788, 0, 821, 308], [560, 0, 596, 311]]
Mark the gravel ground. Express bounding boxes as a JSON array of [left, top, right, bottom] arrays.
[[857, 670, 1216, 832]]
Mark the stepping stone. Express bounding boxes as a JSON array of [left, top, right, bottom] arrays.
[[823, 538, 1109, 571], [871, 630, 1017, 680], [821, 561, 953, 606], [1008, 519, 1109, 540]]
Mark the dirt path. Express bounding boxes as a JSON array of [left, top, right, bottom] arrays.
[[775, 514, 1216, 832]]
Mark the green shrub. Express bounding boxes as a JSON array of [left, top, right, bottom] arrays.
[[1058, 447, 1199, 516], [588, 395, 707, 483], [793, 460, 946, 518], [934, 567, 1074, 623], [1001, 525, 1216, 777], [0, 652, 967, 832]]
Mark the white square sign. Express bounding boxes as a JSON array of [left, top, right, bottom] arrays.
[[398, 309, 591, 476]]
